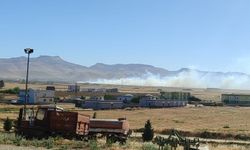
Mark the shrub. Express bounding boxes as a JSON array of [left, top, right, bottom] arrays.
[[141, 143, 158, 150], [142, 120, 154, 142], [45, 137, 54, 149], [1, 87, 20, 94], [89, 140, 99, 150], [4, 117, 13, 132], [13, 135, 23, 146], [92, 112, 97, 119], [104, 94, 116, 100], [131, 97, 140, 103]]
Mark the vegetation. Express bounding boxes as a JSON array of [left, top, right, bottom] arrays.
[[92, 112, 97, 118], [0, 87, 20, 94], [141, 143, 158, 150], [3, 117, 13, 132], [142, 120, 154, 142], [131, 97, 140, 103], [104, 94, 116, 100]]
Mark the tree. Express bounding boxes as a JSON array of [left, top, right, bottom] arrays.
[[142, 120, 154, 142], [92, 112, 97, 119], [4, 117, 13, 132], [104, 94, 116, 100], [131, 97, 140, 104]]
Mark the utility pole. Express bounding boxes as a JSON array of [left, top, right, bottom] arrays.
[[23, 48, 34, 120]]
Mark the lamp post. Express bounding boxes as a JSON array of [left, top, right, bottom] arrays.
[[23, 48, 34, 119]]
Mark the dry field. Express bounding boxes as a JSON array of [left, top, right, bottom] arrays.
[[0, 104, 250, 149], [76, 106, 250, 135], [1, 104, 250, 136]]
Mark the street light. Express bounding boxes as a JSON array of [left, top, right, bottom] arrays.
[[23, 48, 34, 119]]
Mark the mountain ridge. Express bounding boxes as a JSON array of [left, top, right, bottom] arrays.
[[0, 56, 249, 83]]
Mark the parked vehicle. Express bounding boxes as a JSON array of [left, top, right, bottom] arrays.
[[15, 106, 89, 139], [89, 118, 131, 143], [15, 106, 131, 143]]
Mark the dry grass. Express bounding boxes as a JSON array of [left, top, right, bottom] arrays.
[[74, 106, 250, 135], [1, 104, 250, 135], [0, 104, 250, 149]]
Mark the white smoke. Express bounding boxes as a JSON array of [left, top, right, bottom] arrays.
[[87, 70, 250, 90]]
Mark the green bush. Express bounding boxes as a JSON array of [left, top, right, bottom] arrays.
[[104, 94, 116, 100], [4, 117, 13, 132], [89, 140, 99, 150], [131, 97, 140, 103], [0, 87, 20, 94], [142, 120, 154, 142]]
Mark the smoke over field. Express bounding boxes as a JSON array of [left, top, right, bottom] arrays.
[[89, 70, 250, 90]]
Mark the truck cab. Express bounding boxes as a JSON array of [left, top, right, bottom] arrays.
[[16, 105, 90, 139]]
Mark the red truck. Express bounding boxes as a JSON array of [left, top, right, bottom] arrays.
[[16, 106, 131, 143], [16, 106, 90, 139], [89, 118, 131, 143]]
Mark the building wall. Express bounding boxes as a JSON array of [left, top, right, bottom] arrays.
[[222, 94, 250, 106], [68, 85, 80, 92], [117, 95, 134, 103], [160, 91, 190, 101], [139, 99, 187, 108], [18, 89, 55, 104], [82, 100, 123, 110]]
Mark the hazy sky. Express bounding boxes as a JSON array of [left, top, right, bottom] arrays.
[[1, 1, 250, 73]]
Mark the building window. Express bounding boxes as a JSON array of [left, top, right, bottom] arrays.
[[44, 99, 46, 102]]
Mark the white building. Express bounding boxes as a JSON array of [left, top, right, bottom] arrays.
[[18, 89, 55, 104]]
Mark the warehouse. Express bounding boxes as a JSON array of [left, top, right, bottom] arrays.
[[222, 94, 250, 106], [139, 92, 189, 108]]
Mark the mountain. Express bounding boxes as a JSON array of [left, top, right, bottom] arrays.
[[0, 56, 250, 88], [0, 56, 172, 82]]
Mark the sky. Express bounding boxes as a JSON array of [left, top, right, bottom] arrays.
[[1, 1, 250, 73]]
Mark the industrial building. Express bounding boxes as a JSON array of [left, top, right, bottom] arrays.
[[160, 91, 190, 101], [18, 89, 55, 104], [117, 94, 134, 103], [75, 96, 123, 110], [139, 92, 189, 108], [139, 99, 187, 108], [222, 94, 250, 106]]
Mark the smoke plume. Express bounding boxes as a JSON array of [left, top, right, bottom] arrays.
[[88, 70, 250, 90]]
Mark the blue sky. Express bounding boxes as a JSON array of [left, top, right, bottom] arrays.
[[1, 1, 250, 73]]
